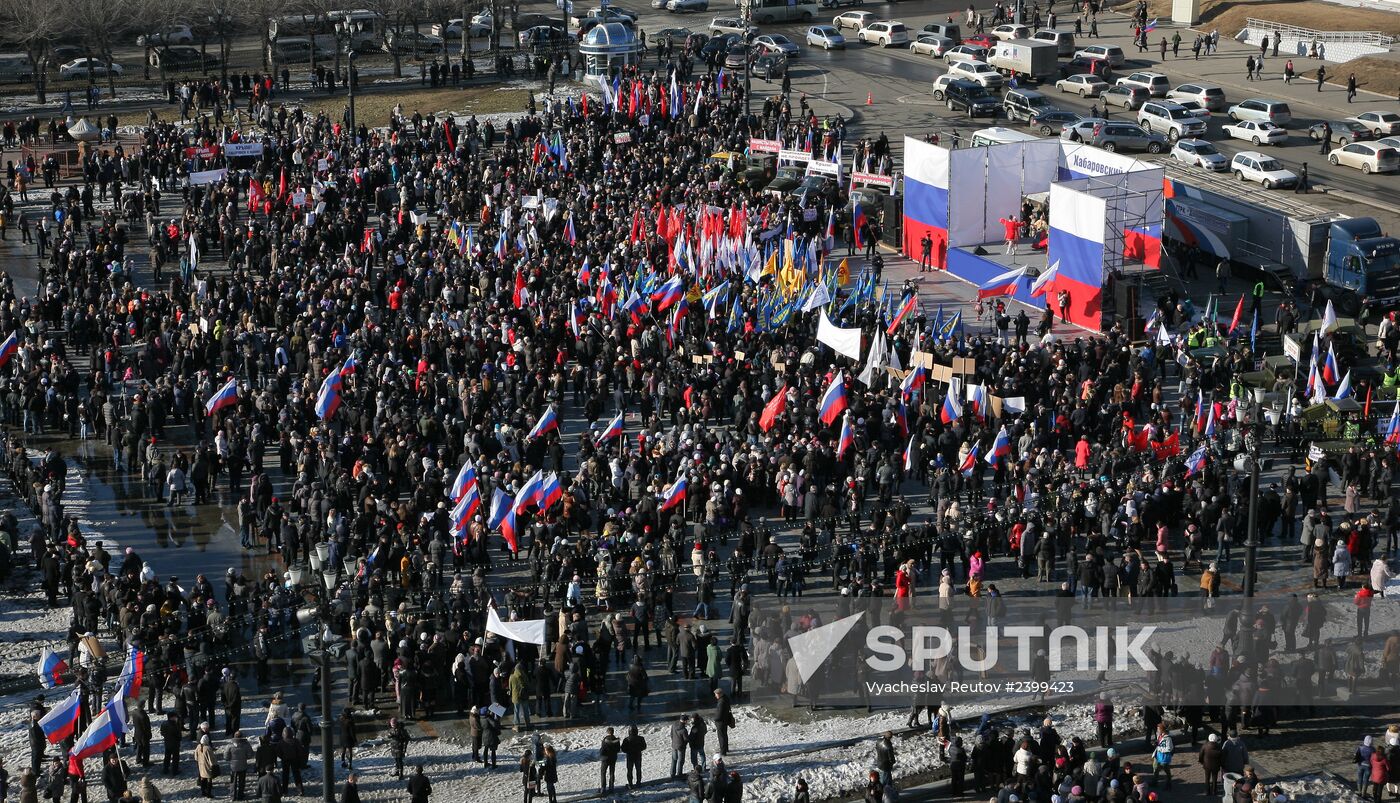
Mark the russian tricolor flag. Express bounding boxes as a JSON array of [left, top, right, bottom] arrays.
[[540, 473, 564, 510], [315, 367, 343, 421], [0, 331, 17, 370], [818, 372, 848, 426], [975, 266, 1028, 301], [959, 443, 981, 476], [68, 707, 119, 773], [900, 365, 927, 400], [39, 689, 82, 743], [903, 434, 917, 472], [515, 470, 545, 513], [1322, 344, 1340, 385], [204, 378, 239, 416], [886, 293, 918, 335], [837, 413, 855, 460], [653, 275, 686, 312], [527, 406, 559, 440], [597, 412, 624, 446], [1384, 404, 1400, 446], [341, 353, 359, 376], [940, 390, 962, 425], [967, 383, 987, 422], [658, 474, 688, 512], [116, 646, 144, 700], [448, 460, 479, 504], [1184, 444, 1207, 478], [38, 648, 67, 689], [986, 426, 1012, 468]]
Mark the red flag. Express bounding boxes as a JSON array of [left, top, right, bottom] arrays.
[[444, 120, 456, 152], [582, 94, 589, 116], [683, 386, 694, 409], [277, 168, 287, 201], [1130, 427, 1151, 452], [247, 178, 264, 212], [513, 270, 527, 307], [360, 229, 373, 253], [630, 210, 644, 244], [1227, 294, 1245, 335], [1153, 432, 1180, 461], [759, 386, 787, 432], [1365, 382, 1373, 419], [655, 204, 668, 241]]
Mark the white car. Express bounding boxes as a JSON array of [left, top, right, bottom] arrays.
[[910, 33, 954, 57], [59, 58, 124, 79], [833, 10, 877, 30], [1174, 100, 1213, 119], [1073, 44, 1125, 67], [943, 44, 988, 65], [991, 23, 1030, 40], [432, 19, 491, 38], [137, 25, 193, 47], [858, 21, 909, 46], [948, 59, 1004, 90], [805, 25, 846, 49], [1170, 139, 1228, 171], [471, 10, 493, 26], [1231, 151, 1297, 189], [1055, 73, 1108, 97], [1329, 142, 1400, 174], [1222, 119, 1287, 146], [1349, 111, 1400, 137], [753, 33, 799, 56], [1379, 136, 1400, 150]]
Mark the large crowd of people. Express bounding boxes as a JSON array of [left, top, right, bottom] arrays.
[[0, 22, 1396, 803]]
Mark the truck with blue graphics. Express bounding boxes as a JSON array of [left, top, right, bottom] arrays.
[[1162, 167, 1400, 315]]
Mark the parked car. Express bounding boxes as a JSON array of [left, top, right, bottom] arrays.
[[1003, 88, 1052, 123], [708, 16, 757, 36], [962, 33, 995, 48], [1329, 142, 1400, 173], [1309, 119, 1372, 146], [1100, 84, 1148, 110], [59, 58, 123, 79], [943, 44, 988, 65], [1227, 98, 1292, 125], [723, 43, 748, 69], [1170, 138, 1229, 171], [1115, 71, 1170, 97], [1166, 83, 1227, 111], [832, 10, 876, 30], [1030, 28, 1075, 56], [1348, 111, 1400, 137], [653, 27, 700, 48], [858, 21, 909, 46], [806, 25, 846, 49], [942, 77, 1001, 116], [1058, 55, 1112, 80], [948, 59, 1003, 90], [820, 0, 864, 7], [432, 19, 491, 38], [667, 0, 710, 13], [990, 23, 1030, 40], [1231, 151, 1297, 189], [148, 46, 219, 71], [518, 26, 569, 48], [384, 30, 443, 54], [1055, 73, 1108, 97], [1173, 100, 1212, 119], [1378, 136, 1400, 150], [1028, 108, 1080, 135], [1087, 121, 1166, 153], [1060, 116, 1107, 142], [137, 25, 193, 47], [910, 33, 954, 57], [752, 52, 787, 79], [700, 33, 741, 63], [1137, 100, 1207, 141], [765, 165, 806, 195], [1222, 119, 1287, 145], [753, 33, 799, 55], [1074, 44, 1125, 66]]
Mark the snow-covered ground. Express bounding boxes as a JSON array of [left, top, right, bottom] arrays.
[[1273, 774, 1367, 803]]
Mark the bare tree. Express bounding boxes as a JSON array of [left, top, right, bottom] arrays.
[[196, 0, 245, 80], [133, 0, 196, 82], [69, 0, 133, 99], [0, 0, 65, 103]]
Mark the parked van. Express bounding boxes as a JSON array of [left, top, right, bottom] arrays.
[[0, 54, 34, 84], [921, 21, 961, 43], [1030, 28, 1074, 56]]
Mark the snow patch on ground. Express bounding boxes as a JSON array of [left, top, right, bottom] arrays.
[[1273, 773, 1367, 803]]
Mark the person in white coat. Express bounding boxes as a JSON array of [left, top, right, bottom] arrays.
[[1371, 558, 1396, 596]]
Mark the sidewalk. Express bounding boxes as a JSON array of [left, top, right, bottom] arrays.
[[1086, 12, 1398, 118]]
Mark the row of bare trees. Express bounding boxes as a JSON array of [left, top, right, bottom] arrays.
[[0, 0, 525, 99]]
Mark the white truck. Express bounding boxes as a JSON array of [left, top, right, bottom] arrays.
[[987, 38, 1058, 84]]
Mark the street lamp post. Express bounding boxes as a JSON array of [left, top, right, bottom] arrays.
[[347, 51, 357, 140], [1242, 424, 1262, 598], [297, 568, 341, 803], [742, 4, 752, 117]]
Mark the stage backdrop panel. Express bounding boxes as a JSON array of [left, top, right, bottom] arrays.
[[902, 137, 950, 268], [1046, 183, 1107, 331]]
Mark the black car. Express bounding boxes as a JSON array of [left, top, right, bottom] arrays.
[[1027, 108, 1078, 135], [945, 79, 999, 117], [700, 33, 740, 64], [753, 52, 787, 80]]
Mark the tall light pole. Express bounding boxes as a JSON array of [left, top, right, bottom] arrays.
[[1242, 424, 1261, 598], [347, 50, 357, 141], [297, 557, 342, 803], [742, 3, 752, 117]]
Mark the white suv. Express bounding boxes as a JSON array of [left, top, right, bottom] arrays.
[[858, 20, 909, 46], [1115, 71, 1170, 98], [948, 59, 1004, 89], [1231, 151, 1298, 189], [1137, 101, 1207, 141]]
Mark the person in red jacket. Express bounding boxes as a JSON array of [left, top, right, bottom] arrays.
[[1370, 746, 1390, 803], [999, 217, 1021, 256], [1356, 585, 1375, 638]]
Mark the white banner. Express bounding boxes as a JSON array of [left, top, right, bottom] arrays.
[[807, 160, 839, 176], [486, 606, 546, 645], [817, 311, 863, 360], [223, 142, 264, 158], [188, 168, 226, 186], [778, 148, 812, 164]]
